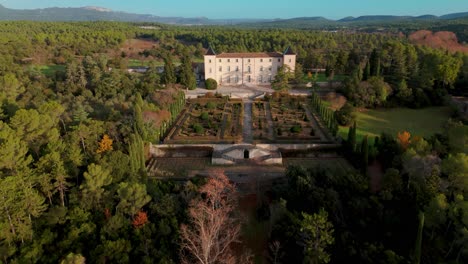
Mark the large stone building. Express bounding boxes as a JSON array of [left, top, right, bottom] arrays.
[[204, 47, 296, 86]]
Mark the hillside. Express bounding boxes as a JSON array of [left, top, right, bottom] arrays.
[[409, 30, 468, 53]]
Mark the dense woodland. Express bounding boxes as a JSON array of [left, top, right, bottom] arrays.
[[0, 21, 467, 263]]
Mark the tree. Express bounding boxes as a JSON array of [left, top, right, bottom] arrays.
[[96, 134, 113, 154], [116, 182, 151, 216], [60, 253, 85, 264], [272, 65, 292, 91], [397, 131, 411, 151], [81, 163, 112, 210], [179, 53, 196, 90], [132, 211, 148, 229], [300, 209, 334, 264], [361, 135, 369, 172], [294, 63, 304, 84], [442, 153, 468, 194], [334, 103, 355, 126], [347, 121, 357, 153], [205, 78, 217, 90], [162, 52, 176, 85], [180, 170, 241, 264]]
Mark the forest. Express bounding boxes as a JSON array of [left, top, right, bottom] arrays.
[[0, 21, 467, 263]]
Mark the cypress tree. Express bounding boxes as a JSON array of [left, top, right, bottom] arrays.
[[363, 62, 370, 81], [134, 104, 147, 140], [361, 135, 369, 172], [162, 53, 176, 85], [349, 121, 357, 153]]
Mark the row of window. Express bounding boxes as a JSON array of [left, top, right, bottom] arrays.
[[208, 58, 284, 63], [219, 75, 272, 83], [209, 65, 281, 73]]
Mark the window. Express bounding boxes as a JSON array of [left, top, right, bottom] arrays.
[[227, 76, 231, 83], [219, 66, 222, 72], [289, 59, 292, 63], [247, 66, 251, 73], [235, 76, 239, 83], [209, 68, 212, 73], [219, 59, 222, 62], [259, 76, 263, 82], [236, 59, 238, 62], [209, 59, 212, 63], [260, 66, 263, 71], [278, 58, 281, 62], [268, 67, 272, 71], [235, 66, 239, 72], [227, 59, 230, 62], [260, 59, 263, 62], [247, 75, 251, 82], [227, 66, 230, 72], [248, 59, 250, 63], [269, 59, 272, 62]]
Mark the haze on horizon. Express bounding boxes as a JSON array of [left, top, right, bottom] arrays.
[[0, 0, 467, 19]]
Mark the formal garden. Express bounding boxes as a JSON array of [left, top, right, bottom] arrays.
[[163, 97, 243, 143]]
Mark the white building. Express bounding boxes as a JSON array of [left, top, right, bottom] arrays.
[[204, 47, 296, 86]]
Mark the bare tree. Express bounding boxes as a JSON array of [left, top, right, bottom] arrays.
[[180, 170, 241, 264]]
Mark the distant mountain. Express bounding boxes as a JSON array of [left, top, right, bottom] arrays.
[[440, 12, 468, 20], [0, 4, 269, 25], [0, 4, 467, 26]]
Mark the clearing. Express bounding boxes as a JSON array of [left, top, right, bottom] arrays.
[[338, 106, 452, 143]]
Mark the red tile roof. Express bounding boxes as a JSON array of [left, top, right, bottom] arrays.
[[216, 52, 283, 58]]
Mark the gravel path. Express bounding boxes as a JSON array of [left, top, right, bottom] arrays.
[[243, 99, 253, 143]]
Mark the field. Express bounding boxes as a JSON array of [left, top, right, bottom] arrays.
[[338, 106, 452, 143]]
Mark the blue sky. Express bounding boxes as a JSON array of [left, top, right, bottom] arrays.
[[0, 0, 467, 19]]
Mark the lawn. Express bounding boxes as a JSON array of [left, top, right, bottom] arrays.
[[338, 107, 452, 143], [32, 64, 66, 76]]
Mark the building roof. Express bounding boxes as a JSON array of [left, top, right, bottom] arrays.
[[283, 46, 295, 55], [205, 46, 216, 56], [216, 52, 283, 58]]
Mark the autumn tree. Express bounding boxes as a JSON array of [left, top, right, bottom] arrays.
[[132, 211, 149, 229], [397, 131, 411, 151], [96, 134, 113, 154], [180, 171, 241, 264]]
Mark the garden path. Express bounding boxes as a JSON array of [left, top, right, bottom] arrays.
[[242, 99, 253, 143]]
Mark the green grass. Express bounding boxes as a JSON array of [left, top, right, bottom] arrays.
[[338, 107, 452, 143], [32, 65, 65, 76]]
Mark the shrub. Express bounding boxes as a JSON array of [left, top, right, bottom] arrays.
[[205, 102, 216, 110], [200, 112, 209, 120], [193, 123, 204, 134], [335, 102, 356, 126], [205, 78, 218, 90], [290, 125, 302, 133]]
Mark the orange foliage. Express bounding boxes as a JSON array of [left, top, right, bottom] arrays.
[[132, 211, 148, 229], [96, 134, 113, 154], [397, 131, 411, 150]]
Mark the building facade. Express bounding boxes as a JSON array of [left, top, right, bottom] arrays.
[[204, 47, 296, 86]]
